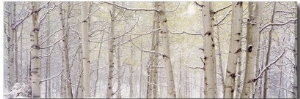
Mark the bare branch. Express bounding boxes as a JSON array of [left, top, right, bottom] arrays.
[[130, 38, 164, 55], [170, 31, 203, 37], [40, 69, 64, 82], [40, 44, 56, 58], [215, 10, 232, 26], [270, 83, 296, 96], [118, 28, 161, 45], [276, 10, 294, 13], [104, 2, 158, 12], [254, 50, 286, 80], [188, 66, 204, 69], [194, 2, 204, 8], [259, 18, 297, 33], [40, 30, 67, 49], [12, 2, 51, 29], [12, 12, 30, 29], [214, 4, 232, 14], [200, 57, 205, 65], [40, 28, 62, 44], [69, 25, 81, 39]]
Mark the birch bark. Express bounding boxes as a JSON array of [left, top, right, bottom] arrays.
[[224, 2, 243, 98]]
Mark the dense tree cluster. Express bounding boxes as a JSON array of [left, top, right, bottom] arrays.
[[3, 1, 297, 98]]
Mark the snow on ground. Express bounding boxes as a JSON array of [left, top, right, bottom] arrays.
[[4, 83, 31, 98]]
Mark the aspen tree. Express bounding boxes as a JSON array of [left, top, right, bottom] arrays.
[[147, 2, 160, 98], [60, 2, 73, 98], [241, 2, 262, 98], [293, 2, 297, 98], [263, 2, 276, 98], [107, 2, 116, 98], [30, 2, 41, 98], [224, 2, 243, 98], [7, 2, 17, 90], [157, 2, 176, 98], [81, 2, 90, 97], [202, 2, 217, 98]]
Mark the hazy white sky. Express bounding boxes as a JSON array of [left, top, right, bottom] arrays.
[[187, 3, 196, 15]]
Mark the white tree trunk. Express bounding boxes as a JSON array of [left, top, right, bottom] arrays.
[[77, 45, 83, 98], [129, 44, 134, 98], [140, 39, 143, 98], [263, 2, 276, 98], [153, 3, 159, 98], [157, 2, 176, 98], [7, 2, 16, 90], [117, 28, 122, 98], [80, 2, 90, 97], [224, 2, 243, 98], [30, 2, 41, 98], [45, 9, 51, 98], [107, 2, 116, 98], [147, 3, 159, 98], [202, 2, 216, 98], [293, 2, 297, 98], [241, 2, 262, 98], [60, 2, 73, 98], [12, 2, 19, 83], [234, 57, 241, 98], [13, 2, 18, 83], [215, 9, 224, 98], [94, 28, 105, 97], [60, 51, 65, 98]]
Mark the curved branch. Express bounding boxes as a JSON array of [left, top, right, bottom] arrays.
[[194, 2, 204, 8], [40, 69, 64, 82], [254, 50, 286, 80], [215, 10, 232, 26], [259, 18, 297, 33], [104, 2, 158, 12], [214, 4, 232, 14]]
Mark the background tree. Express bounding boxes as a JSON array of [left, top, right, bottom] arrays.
[[6, 2, 17, 90], [60, 2, 73, 98], [107, 2, 116, 98], [80, 2, 90, 97], [3, 1, 297, 98]]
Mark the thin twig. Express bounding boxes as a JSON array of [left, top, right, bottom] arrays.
[[130, 39, 164, 55], [170, 31, 203, 37], [214, 4, 232, 14], [254, 50, 285, 80], [40, 69, 64, 82], [215, 10, 232, 26], [194, 2, 204, 8], [259, 18, 297, 33], [104, 2, 158, 12], [118, 28, 161, 46]]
